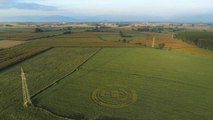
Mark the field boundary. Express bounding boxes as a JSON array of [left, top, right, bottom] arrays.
[[31, 48, 102, 99], [0, 47, 53, 72], [96, 35, 106, 41], [26, 33, 64, 41], [33, 106, 74, 120], [52, 45, 142, 48]]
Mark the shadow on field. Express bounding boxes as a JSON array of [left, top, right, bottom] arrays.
[[69, 113, 88, 120], [32, 99, 89, 120], [96, 116, 129, 120]]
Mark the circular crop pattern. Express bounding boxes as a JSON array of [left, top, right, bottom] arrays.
[[92, 84, 137, 108]]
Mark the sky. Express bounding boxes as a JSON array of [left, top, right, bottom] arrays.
[[0, 0, 213, 22]]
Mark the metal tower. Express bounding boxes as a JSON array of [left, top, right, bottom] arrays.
[[152, 36, 155, 48], [21, 67, 32, 107]]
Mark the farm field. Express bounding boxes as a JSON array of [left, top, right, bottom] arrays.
[[32, 48, 213, 120], [24, 32, 141, 48], [0, 24, 213, 120], [0, 40, 25, 49], [16, 30, 212, 58], [96, 31, 148, 41], [0, 45, 52, 71], [0, 27, 70, 41], [0, 47, 99, 119]]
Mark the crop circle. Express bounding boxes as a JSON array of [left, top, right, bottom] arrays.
[[92, 84, 137, 108]]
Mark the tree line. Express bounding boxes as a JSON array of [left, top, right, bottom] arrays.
[[175, 32, 213, 50]]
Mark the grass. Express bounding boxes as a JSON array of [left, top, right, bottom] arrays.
[[0, 48, 99, 119], [0, 43, 54, 69], [97, 32, 148, 41], [0, 25, 213, 120], [32, 48, 213, 120], [0, 36, 10, 40], [0, 45, 51, 71], [24, 32, 141, 48], [0, 27, 69, 41]]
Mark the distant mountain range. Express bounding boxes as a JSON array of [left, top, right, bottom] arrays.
[[1, 14, 213, 23]]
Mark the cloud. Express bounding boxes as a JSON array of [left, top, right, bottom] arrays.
[[1, 0, 213, 17], [0, 0, 213, 22], [0, 0, 57, 10]]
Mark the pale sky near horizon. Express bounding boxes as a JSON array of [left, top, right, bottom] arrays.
[[0, 0, 213, 18]]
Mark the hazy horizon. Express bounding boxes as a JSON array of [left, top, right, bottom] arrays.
[[0, 0, 213, 22]]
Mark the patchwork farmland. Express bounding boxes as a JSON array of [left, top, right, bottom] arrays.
[[0, 24, 213, 120]]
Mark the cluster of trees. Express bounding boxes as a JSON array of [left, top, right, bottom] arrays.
[[137, 27, 164, 33], [175, 32, 213, 50], [35, 28, 44, 33], [158, 43, 165, 49], [117, 23, 130, 27], [34, 27, 72, 33], [63, 31, 72, 34], [137, 27, 184, 33], [118, 31, 133, 43], [5, 24, 13, 27], [118, 39, 127, 43], [119, 31, 132, 37], [86, 25, 110, 32]]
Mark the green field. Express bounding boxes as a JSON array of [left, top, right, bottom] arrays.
[[0, 36, 10, 40], [1, 47, 212, 120], [0, 48, 99, 119], [97, 32, 148, 41], [0, 45, 51, 71], [0, 25, 213, 120], [0, 27, 69, 41], [32, 48, 213, 120]]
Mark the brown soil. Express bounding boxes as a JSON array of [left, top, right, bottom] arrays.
[[0, 40, 26, 49], [130, 33, 213, 58]]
